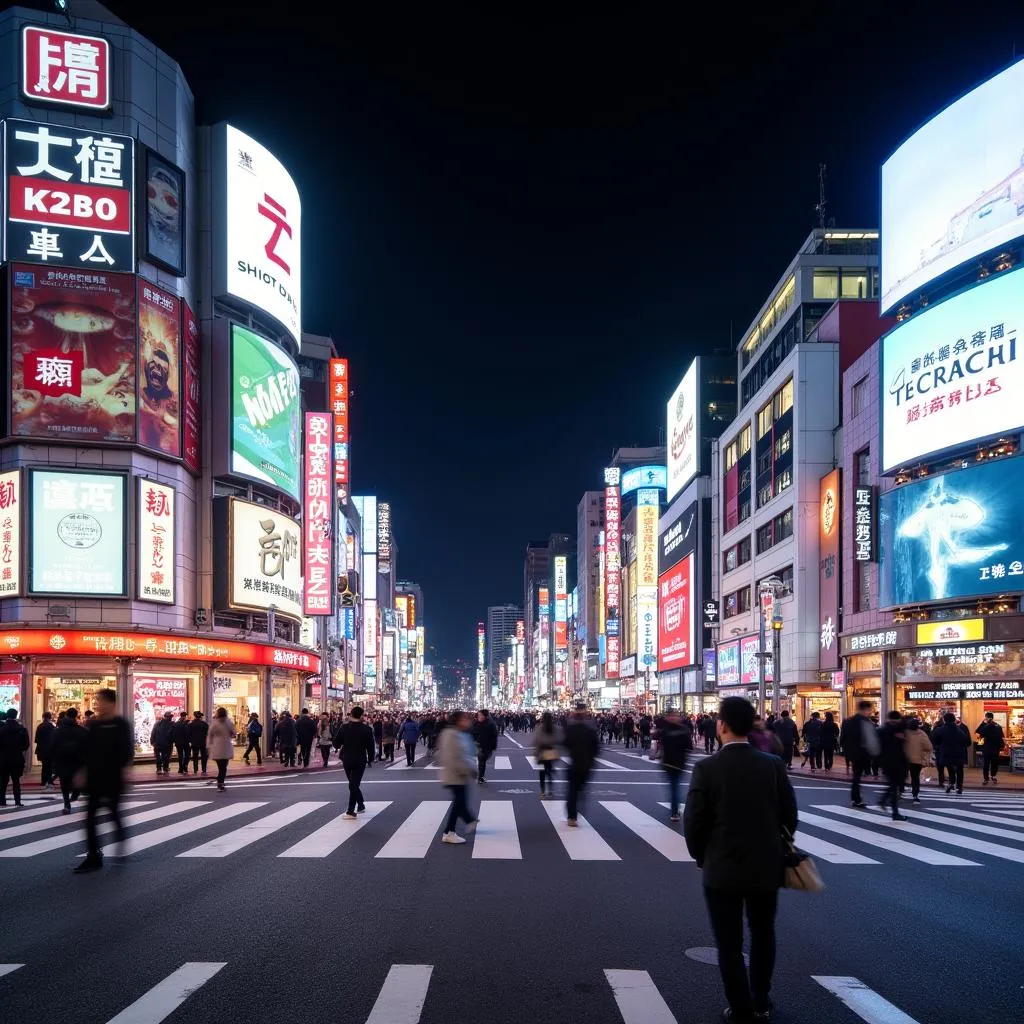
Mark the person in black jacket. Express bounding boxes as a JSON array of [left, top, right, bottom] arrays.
[[276, 711, 298, 766], [563, 703, 599, 826], [933, 712, 970, 794], [150, 711, 174, 775], [659, 710, 693, 822], [172, 711, 191, 775], [0, 708, 30, 807], [75, 688, 133, 873], [975, 712, 1005, 784], [51, 707, 88, 813], [243, 712, 263, 766], [839, 701, 881, 808], [771, 710, 799, 769], [189, 711, 210, 775], [876, 711, 908, 821], [295, 709, 317, 768], [472, 709, 498, 784], [34, 711, 57, 788], [337, 706, 375, 818], [684, 697, 797, 1023]]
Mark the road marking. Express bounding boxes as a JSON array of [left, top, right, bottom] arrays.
[[934, 807, 1024, 826], [824, 805, 1024, 863], [0, 801, 208, 858], [99, 803, 265, 856], [365, 964, 433, 1024], [376, 801, 449, 858], [594, 757, 631, 771], [541, 800, 619, 860], [812, 975, 921, 1024], [797, 810, 979, 866], [0, 964, 24, 978], [278, 802, 391, 857], [603, 802, 692, 861], [604, 968, 677, 1024], [105, 962, 227, 1024], [879, 805, 1024, 842], [472, 800, 521, 859], [793, 830, 879, 864], [493, 756, 512, 770], [0, 801, 150, 838], [177, 802, 327, 857], [525, 755, 567, 771], [503, 734, 524, 748]]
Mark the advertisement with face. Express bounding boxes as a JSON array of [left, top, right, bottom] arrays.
[[881, 59, 1024, 314], [29, 470, 126, 596], [133, 676, 188, 755], [667, 359, 699, 501], [881, 268, 1023, 471], [230, 325, 301, 500], [143, 149, 185, 275], [658, 553, 693, 671], [879, 457, 1024, 607], [137, 282, 180, 456], [9, 264, 136, 442]]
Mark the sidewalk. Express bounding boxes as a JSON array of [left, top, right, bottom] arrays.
[[783, 760, 1024, 791]]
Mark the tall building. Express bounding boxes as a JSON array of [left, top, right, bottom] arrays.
[[523, 542, 550, 698], [486, 604, 522, 695], [576, 491, 605, 653]]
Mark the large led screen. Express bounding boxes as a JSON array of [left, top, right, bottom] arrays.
[[881, 268, 1022, 472], [657, 553, 693, 671], [879, 457, 1024, 607], [881, 58, 1024, 314], [666, 359, 699, 501]]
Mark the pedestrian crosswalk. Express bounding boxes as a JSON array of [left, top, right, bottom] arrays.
[[0, 959, 928, 1023], [2, 794, 1024, 868]]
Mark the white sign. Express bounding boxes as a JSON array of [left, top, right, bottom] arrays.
[[667, 359, 699, 501], [377, 501, 392, 571], [364, 598, 378, 678], [137, 478, 175, 604], [637, 585, 658, 669], [30, 470, 125, 596], [214, 123, 302, 344], [0, 472, 21, 596], [882, 58, 1024, 315], [881, 266, 1022, 472], [228, 498, 302, 620]]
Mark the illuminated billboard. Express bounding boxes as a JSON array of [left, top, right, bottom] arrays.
[[554, 555, 568, 650], [621, 464, 667, 495], [881, 58, 1024, 314], [302, 412, 333, 615], [879, 457, 1024, 606], [604, 476, 621, 678], [881, 268, 1022, 472], [657, 553, 693, 671], [667, 359, 699, 501]]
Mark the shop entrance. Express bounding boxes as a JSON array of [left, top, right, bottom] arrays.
[[212, 671, 261, 759]]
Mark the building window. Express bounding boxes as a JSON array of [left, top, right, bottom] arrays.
[[757, 483, 773, 508], [738, 499, 751, 524], [773, 429, 792, 460], [724, 439, 738, 472], [739, 466, 751, 490], [856, 559, 873, 611], [757, 448, 772, 475], [774, 468, 792, 497], [723, 537, 752, 574], [775, 506, 793, 542], [757, 403, 773, 439], [724, 586, 752, 618], [758, 564, 794, 596], [812, 268, 839, 300], [841, 268, 869, 299], [776, 378, 794, 418], [725, 591, 739, 618], [852, 376, 869, 417], [856, 447, 871, 485], [738, 425, 751, 456], [756, 522, 773, 554]]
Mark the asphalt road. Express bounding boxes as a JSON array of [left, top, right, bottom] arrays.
[[0, 734, 1019, 1024]]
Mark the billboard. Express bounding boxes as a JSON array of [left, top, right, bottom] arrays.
[[364, 598, 378, 679], [657, 553, 693, 670], [853, 485, 877, 562], [621, 464, 667, 495], [137, 282, 181, 457], [378, 502, 392, 573], [659, 501, 697, 573], [716, 639, 740, 686], [137, 478, 175, 604], [29, 469, 126, 596], [879, 457, 1024, 607], [216, 497, 301, 621], [554, 555, 568, 650], [213, 123, 301, 344], [819, 469, 841, 670], [9, 264, 136, 442], [3, 118, 134, 271], [329, 358, 349, 485], [230, 324, 301, 500], [636, 502, 658, 588], [0, 472, 22, 596], [667, 359, 699, 501], [21, 26, 112, 112], [881, 267, 1023, 472], [637, 585, 658, 670], [604, 477, 621, 678], [303, 412, 333, 615], [881, 58, 1024, 314], [142, 148, 186, 276]]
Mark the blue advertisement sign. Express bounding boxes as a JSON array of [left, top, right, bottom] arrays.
[[879, 457, 1024, 607], [702, 647, 717, 683], [621, 465, 667, 495], [717, 640, 740, 686], [342, 607, 355, 640]]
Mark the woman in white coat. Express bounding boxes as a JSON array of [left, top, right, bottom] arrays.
[[208, 707, 236, 792]]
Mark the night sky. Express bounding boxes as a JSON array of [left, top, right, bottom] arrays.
[[92, 1, 1024, 661]]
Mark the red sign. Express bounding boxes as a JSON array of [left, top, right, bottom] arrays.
[[303, 412, 334, 616], [9, 175, 130, 233], [22, 26, 112, 111], [0, 629, 321, 673], [182, 303, 201, 473], [604, 483, 621, 677], [329, 358, 349, 485], [137, 282, 181, 457], [658, 554, 693, 670]]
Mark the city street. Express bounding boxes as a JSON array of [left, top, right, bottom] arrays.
[[0, 735, 1019, 1024]]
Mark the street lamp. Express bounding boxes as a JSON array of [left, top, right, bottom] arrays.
[[757, 577, 786, 717]]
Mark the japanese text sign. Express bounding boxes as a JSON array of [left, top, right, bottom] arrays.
[[137, 478, 175, 604], [0, 472, 22, 597], [224, 497, 302, 620], [604, 478, 621, 677], [21, 26, 111, 112], [4, 118, 134, 271], [329, 358, 349, 485], [303, 412, 334, 615], [182, 303, 201, 474], [853, 485, 876, 562]]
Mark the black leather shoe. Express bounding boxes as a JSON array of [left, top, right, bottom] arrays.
[[722, 1009, 753, 1022]]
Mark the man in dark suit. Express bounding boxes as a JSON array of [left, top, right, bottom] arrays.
[[683, 697, 797, 1023]]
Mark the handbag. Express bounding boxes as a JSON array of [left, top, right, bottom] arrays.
[[781, 827, 825, 893], [539, 748, 559, 762]]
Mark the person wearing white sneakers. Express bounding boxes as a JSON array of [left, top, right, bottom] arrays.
[[438, 711, 478, 844]]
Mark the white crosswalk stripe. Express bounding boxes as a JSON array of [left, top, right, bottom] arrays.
[[98, 803, 265, 857], [605, 969, 678, 1024], [793, 829, 880, 865], [541, 800, 619, 860], [105, 962, 226, 1024], [932, 806, 1024, 828], [278, 802, 390, 858], [876, 804, 1024, 841], [0, 800, 151, 840], [606, 802, 692, 861], [365, 964, 433, 1024], [472, 801, 521, 859], [812, 975, 921, 1024], [525, 755, 566, 771], [375, 801, 449, 858], [178, 802, 327, 857], [493, 755, 512, 770], [0, 964, 24, 978]]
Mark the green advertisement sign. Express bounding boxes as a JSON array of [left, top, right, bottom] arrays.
[[230, 325, 301, 500]]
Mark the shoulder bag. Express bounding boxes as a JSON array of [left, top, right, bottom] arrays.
[[781, 826, 825, 893]]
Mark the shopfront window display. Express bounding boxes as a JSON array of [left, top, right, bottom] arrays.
[[133, 674, 198, 756], [38, 676, 116, 722], [212, 672, 260, 758]]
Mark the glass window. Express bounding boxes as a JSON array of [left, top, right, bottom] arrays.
[[774, 468, 792, 496], [724, 441, 738, 472], [738, 500, 751, 524], [776, 507, 794, 542], [739, 425, 752, 456], [774, 429, 792, 460], [812, 269, 839, 300], [725, 591, 739, 618], [738, 536, 751, 565], [856, 447, 871, 485], [757, 449, 772, 475], [757, 403, 773, 439], [724, 546, 738, 573], [756, 522, 773, 553], [737, 587, 752, 614], [841, 268, 869, 299], [852, 376, 869, 417], [739, 466, 751, 490], [757, 483, 773, 508], [777, 378, 794, 417]]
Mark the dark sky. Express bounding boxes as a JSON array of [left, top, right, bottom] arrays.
[[94, 1, 1024, 661]]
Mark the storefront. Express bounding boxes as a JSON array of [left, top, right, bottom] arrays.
[[795, 681, 843, 724], [2, 628, 320, 767]]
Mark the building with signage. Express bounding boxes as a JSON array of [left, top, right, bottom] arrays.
[[523, 542, 550, 700], [0, 4, 339, 763], [486, 604, 521, 693], [575, 490, 605, 654]]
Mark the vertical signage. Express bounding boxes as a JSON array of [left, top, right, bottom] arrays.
[[604, 467, 621, 678], [853, 485, 877, 562], [136, 478, 175, 604], [364, 598, 378, 679], [303, 412, 334, 615], [407, 593, 417, 629], [329, 358, 349, 486], [636, 502, 658, 587], [819, 469, 841, 671], [0, 472, 22, 596], [182, 303, 202, 473], [377, 501, 392, 573], [554, 555, 568, 651], [21, 26, 112, 112]]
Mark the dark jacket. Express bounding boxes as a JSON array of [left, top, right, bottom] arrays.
[[189, 718, 210, 750], [472, 716, 498, 754], [337, 720, 375, 767], [683, 742, 798, 891], [933, 721, 970, 766], [839, 714, 878, 761], [976, 720, 1005, 751], [400, 719, 421, 745], [382, 721, 397, 742], [659, 719, 693, 771], [563, 715, 599, 771], [150, 717, 174, 749], [51, 719, 87, 777], [247, 718, 263, 739], [877, 721, 907, 773], [34, 720, 56, 759], [84, 715, 133, 794], [820, 719, 840, 750], [0, 718, 30, 768], [276, 716, 297, 747], [772, 716, 799, 749], [171, 719, 191, 746], [802, 717, 823, 749], [295, 714, 317, 745]]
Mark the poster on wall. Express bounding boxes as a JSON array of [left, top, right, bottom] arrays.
[[0, 674, 21, 717], [717, 640, 740, 686], [657, 554, 693, 671], [143, 149, 185, 275], [29, 470, 126, 596], [137, 282, 181, 456], [9, 264, 136, 442], [0, 471, 22, 596], [230, 324, 301, 500], [137, 478, 175, 604], [132, 675, 188, 755], [182, 303, 201, 473]]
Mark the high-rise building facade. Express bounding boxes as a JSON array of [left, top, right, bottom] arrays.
[[486, 603, 522, 696], [576, 491, 604, 652]]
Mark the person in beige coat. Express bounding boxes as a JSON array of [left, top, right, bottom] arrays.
[[208, 707, 236, 792], [903, 717, 933, 803], [437, 711, 478, 844]]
